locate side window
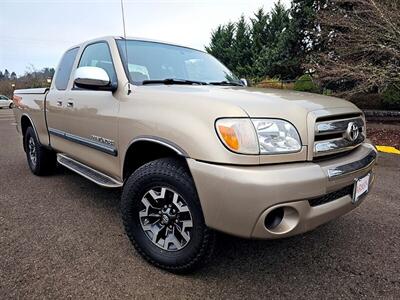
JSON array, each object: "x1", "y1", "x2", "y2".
[
  {"x1": 78, "y1": 42, "x2": 117, "y2": 84},
  {"x1": 55, "y1": 47, "x2": 79, "y2": 90}
]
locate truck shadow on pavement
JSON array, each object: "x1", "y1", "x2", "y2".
[
  {"x1": 53, "y1": 165, "x2": 359, "y2": 279},
  {"x1": 40, "y1": 162, "x2": 399, "y2": 298}
]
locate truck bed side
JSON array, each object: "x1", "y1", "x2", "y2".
[{"x1": 13, "y1": 88, "x2": 50, "y2": 147}]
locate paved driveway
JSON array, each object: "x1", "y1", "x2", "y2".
[{"x1": 0, "y1": 109, "x2": 399, "y2": 299}]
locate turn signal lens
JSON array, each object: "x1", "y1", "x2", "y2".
[
  {"x1": 218, "y1": 125, "x2": 239, "y2": 150},
  {"x1": 215, "y1": 119, "x2": 259, "y2": 154}
]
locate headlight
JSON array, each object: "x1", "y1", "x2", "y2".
[
  {"x1": 216, "y1": 118, "x2": 301, "y2": 155},
  {"x1": 252, "y1": 119, "x2": 302, "y2": 154},
  {"x1": 215, "y1": 119, "x2": 259, "y2": 154}
]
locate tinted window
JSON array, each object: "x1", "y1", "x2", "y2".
[
  {"x1": 55, "y1": 47, "x2": 79, "y2": 90},
  {"x1": 78, "y1": 42, "x2": 117, "y2": 83}
]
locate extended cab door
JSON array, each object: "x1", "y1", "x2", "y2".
[
  {"x1": 60, "y1": 41, "x2": 120, "y2": 178},
  {"x1": 46, "y1": 47, "x2": 80, "y2": 152}
]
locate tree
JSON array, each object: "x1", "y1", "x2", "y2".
[
  {"x1": 205, "y1": 1, "x2": 324, "y2": 80},
  {"x1": 250, "y1": 8, "x2": 270, "y2": 58},
  {"x1": 289, "y1": 0, "x2": 327, "y2": 55},
  {"x1": 4, "y1": 69, "x2": 10, "y2": 80},
  {"x1": 312, "y1": 0, "x2": 400, "y2": 95},
  {"x1": 232, "y1": 15, "x2": 253, "y2": 76},
  {"x1": 0, "y1": 66, "x2": 55, "y2": 98},
  {"x1": 205, "y1": 22, "x2": 236, "y2": 71},
  {"x1": 254, "y1": 1, "x2": 300, "y2": 79},
  {"x1": 268, "y1": 0, "x2": 290, "y2": 44}
]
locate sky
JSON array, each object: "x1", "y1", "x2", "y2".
[{"x1": 0, "y1": 0, "x2": 291, "y2": 76}]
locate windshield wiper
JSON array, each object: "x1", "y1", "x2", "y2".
[
  {"x1": 142, "y1": 78, "x2": 208, "y2": 85},
  {"x1": 208, "y1": 81, "x2": 244, "y2": 86}
]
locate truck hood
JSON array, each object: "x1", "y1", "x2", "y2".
[
  {"x1": 213, "y1": 86, "x2": 358, "y2": 116},
  {"x1": 138, "y1": 85, "x2": 360, "y2": 118}
]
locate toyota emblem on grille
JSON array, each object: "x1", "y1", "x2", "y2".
[{"x1": 345, "y1": 122, "x2": 360, "y2": 142}]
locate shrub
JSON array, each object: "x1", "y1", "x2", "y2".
[
  {"x1": 255, "y1": 77, "x2": 294, "y2": 90},
  {"x1": 294, "y1": 74, "x2": 318, "y2": 92},
  {"x1": 322, "y1": 88, "x2": 333, "y2": 96},
  {"x1": 382, "y1": 84, "x2": 400, "y2": 108}
]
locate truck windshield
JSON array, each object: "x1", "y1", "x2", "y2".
[{"x1": 116, "y1": 39, "x2": 242, "y2": 86}]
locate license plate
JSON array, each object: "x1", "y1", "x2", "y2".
[{"x1": 353, "y1": 173, "x2": 371, "y2": 203}]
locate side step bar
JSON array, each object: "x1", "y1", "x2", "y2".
[{"x1": 57, "y1": 154, "x2": 123, "y2": 188}]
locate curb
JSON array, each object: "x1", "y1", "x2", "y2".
[
  {"x1": 363, "y1": 110, "x2": 400, "y2": 122},
  {"x1": 376, "y1": 146, "x2": 400, "y2": 155}
]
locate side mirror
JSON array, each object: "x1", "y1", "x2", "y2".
[
  {"x1": 240, "y1": 78, "x2": 248, "y2": 87},
  {"x1": 74, "y1": 67, "x2": 114, "y2": 90}
]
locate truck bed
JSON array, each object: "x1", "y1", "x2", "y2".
[{"x1": 13, "y1": 88, "x2": 50, "y2": 146}]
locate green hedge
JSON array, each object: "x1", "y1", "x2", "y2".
[
  {"x1": 383, "y1": 84, "x2": 400, "y2": 108},
  {"x1": 294, "y1": 74, "x2": 318, "y2": 92}
]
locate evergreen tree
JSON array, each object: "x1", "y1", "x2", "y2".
[
  {"x1": 205, "y1": 1, "x2": 323, "y2": 80},
  {"x1": 289, "y1": 0, "x2": 327, "y2": 55},
  {"x1": 205, "y1": 23, "x2": 236, "y2": 71},
  {"x1": 10, "y1": 72, "x2": 17, "y2": 80},
  {"x1": 254, "y1": 1, "x2": 297, "y2": 78},
  {"x1": 250, "y1": 8, "x2": 270, "y2": 59},
  {"x1": 4, "y1": 69, "x2": 10, "y2": 80},
  {"x1": 232, "y1": 15, "x2": 253, "y2": 77},
  {"x1": 268, "y1": 0, "x2": 290, "y2": 44}
]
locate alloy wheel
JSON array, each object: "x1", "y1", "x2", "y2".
[
  {"x1": 139, "y1": 187, "x2": 193, "y2": 251},
  {"x1": 28, "y1": 137, "x2": 37, "y2": 167}
]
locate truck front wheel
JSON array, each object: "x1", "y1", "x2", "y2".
[
  {"x1": 24, "y1": 127, "x2": 56, "y2": 175},
  {"x1": 121, "y1": 157, "x2": 215, "y2": 273}
]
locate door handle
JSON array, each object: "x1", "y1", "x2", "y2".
[
  {"x1": 67, "y1": 101, "x2": 74, "y2": 108},
  {"x1": 56, "y1": 100, "x2": 63, "y2": 106}
]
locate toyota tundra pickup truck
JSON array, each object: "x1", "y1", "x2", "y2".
[{"x1": 13, "y1": 36, "x2": 377, "y2": 272}]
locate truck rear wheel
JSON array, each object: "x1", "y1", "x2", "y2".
[
  {"x1": 121, "y1": 157, "x2": 215, "y2": 273},
  {"x1": 24, "y1": 126, "x2": 56, "y2": 175}
]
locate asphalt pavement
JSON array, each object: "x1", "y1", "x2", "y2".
[{"x1": 0, "y1": 108, "x2": 399, "y2": 299}]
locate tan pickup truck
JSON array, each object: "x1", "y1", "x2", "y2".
[{"x1": 13, "y1": 36, "x2": 377, "y2": 272}]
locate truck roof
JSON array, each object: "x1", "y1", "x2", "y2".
[{"x1": 66, "y1": 36, "x2": 204, "y2": 53}]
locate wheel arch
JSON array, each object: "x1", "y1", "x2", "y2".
[
  {"x1": 21, "y1": 114, "x2": 38, "y2": 138},
  {"x1": 122, "y1": 136, "x2": 189, "y2": 181},
  {"x1": 21, "y1": 114, "x2": 40, "y2": 151}
]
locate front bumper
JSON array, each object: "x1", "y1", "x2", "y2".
[{"x1": 187, "y1": 143, "x2": 377, "y2": 239}]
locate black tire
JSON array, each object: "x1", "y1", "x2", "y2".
[
  {"x1": 9, "y1": 103, "x2": 14, "y2": 109},
  {"x1": 24, "y1": 126, "x2": 56, "y2": 175},
  {"x1": 121, "y1": 157, "x2": 215, "y2": 273}
]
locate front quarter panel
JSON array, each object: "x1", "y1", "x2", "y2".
[{"x1": 118, "y1": 86, "x2": 260, "y2": 176}]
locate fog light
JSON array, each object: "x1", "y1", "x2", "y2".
[{"x1": 264, "y1": 207, "x2": 284, "y2": 230}]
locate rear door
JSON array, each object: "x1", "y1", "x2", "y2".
[
  {"x1": 46, "y1": 47, "x2": 80, "y2": 152},
  {"x1": 61, "y1": 41, "x2": 120, "y2": 178}
]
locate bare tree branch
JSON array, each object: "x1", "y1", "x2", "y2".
[{"x1": 311, "y1": 0, "x2": 400, "y2": 95}]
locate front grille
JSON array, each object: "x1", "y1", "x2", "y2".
[
  {"x1": 308, "y1": 185, "x2": 353, "y2": 207},
  {"x1": 313, "y1": 114, "x2": 365, "y2": 158}
]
